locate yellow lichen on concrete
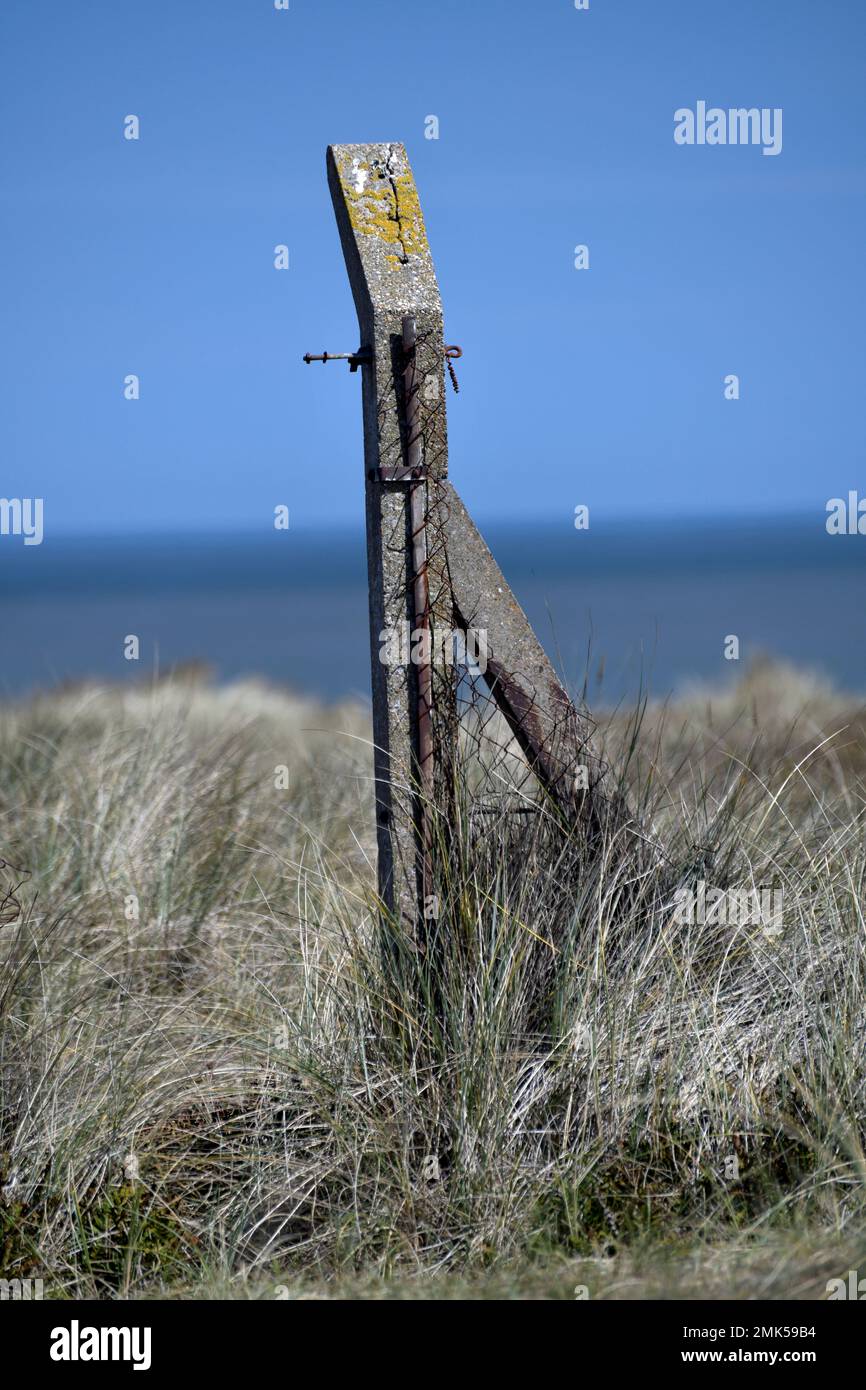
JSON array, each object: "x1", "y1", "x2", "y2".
[{"x1": 337, "y1": 153, "x2": 429, "y2": 267}]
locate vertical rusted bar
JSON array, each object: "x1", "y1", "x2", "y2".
[{"x1": 403, "y1": 314, "x2": 434, "y2": 915}]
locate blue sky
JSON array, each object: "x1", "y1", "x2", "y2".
[{"x1": 2, "y1": 0, "x2": 865, "y2": 534}]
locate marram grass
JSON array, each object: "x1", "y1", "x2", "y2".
[{"x1": 0, "y1": 661, "x2": 864, "y2": 1299}]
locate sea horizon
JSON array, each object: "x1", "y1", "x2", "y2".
[{"x1": 4, "y1": 511, "x2": 863, "y2": 704}]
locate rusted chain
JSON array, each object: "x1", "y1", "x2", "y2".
[{"x1": 444, "y1": 345, "x2": 462, "y2": 393}]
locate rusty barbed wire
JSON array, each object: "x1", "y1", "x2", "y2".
[{"x1": 311, "y1": 328, "x2": 602, "y2": 852}]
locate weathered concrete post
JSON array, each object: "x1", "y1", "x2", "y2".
[
  {"x1": 324, "y1": 141, "x2": 656, "y2": 940},
  {"x1": 327, "y1": 143, "x2": 452, "y2": 932}
]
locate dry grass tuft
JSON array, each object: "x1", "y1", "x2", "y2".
[{"x1": 0, "y1": 662, "x2": 864, "y2": 1299}]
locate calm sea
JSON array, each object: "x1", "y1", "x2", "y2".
[{"x1": 2, "y1": 516, "x2": 864, "y2": 703}]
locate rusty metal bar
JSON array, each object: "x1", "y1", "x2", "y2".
[
  {"x1": 303, "y1": 348, "x2": 372, "y2": 371},
  {"x1": 403, "y1": 314, "x2": 434, "y2": 913}
]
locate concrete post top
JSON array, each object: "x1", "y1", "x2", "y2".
[{"x1": 327, "y1": 143, "x2": 442, "y2": 317}]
